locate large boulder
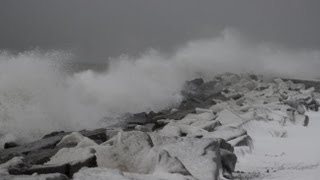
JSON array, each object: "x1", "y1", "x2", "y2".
[
  {"x1": 215, "y1": 109, "x2": 246, "y2": 127},
  {"x1": 95, "y1": 131, "x2": 155, "y2": 174},
  {"x1": 157, "y1": 137, "x2": 222, "y2": 180},
  {"x1": 95, "y1": 131, "x2": 228, "y2": 180},
  {"x1": 0, "y1": 133, "x2": 68, "y2": 165}
]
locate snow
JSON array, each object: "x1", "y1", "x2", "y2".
[
  {"x1": 45, "y1": 147, "x2": 96, "y2": 165},
  {"x1": 235, "y1": 111, "x2": 320, "y2": 180},
  {"x1": 45, "y1": 132, "x2": 98, "y2": 165},
  {"x1": 57, "y1": 132, "x2": 85, "y2": 147},
  {"x1": 73, "y1": 168, "x2": 131, "y2": 180},
  {"x1": 215, "y1": 109, "x2": 245, "y2": 126}
]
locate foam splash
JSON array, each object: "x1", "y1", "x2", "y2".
[{"x1": 0, "y1": 30, "x2": 320, "y2": 142}]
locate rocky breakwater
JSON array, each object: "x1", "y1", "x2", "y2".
[{"x1": 0, "y1": 73, "x2": 318, "y2": 180}]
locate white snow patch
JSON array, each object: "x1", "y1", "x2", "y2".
[{"x1": 235, "y1": 111, "x2": 320, "y2": 180}]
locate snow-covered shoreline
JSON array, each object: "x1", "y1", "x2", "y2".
[
  {"x1": 234, "y1": 111, "x2": 320, "y2": 180},
  {"x1": 0, "y1": 73, "x2": 319, "y2": 180}
]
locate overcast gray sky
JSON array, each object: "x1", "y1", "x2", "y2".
[{"x1": 1, "y1": 0, "x2": 320, "y2": 62}]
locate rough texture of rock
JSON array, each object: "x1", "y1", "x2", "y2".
[
  {"x1": 96, "y1": 131, "x2": 225, "y2": 180},
  {"x1": 9, "y1": 155, "x2": 97, "y2": 178},
  {"x1": 220, "y1": 149, "x2": 237, "y2": 179},
  {"x1": 228, "y1": 135, "x2": 253, "y2": 148},
  {"x1": 125, "y1": 112, "x2": 152, "y2": 125},
  {"x1": 79, "y1": 128, "x2": 108, "y2": 144},
  {"x1": 1, "y1": 173, "x2": 69, "y2": 180},
  {"x1": 95, "y1": 131, "x2": 155, "y2": 174},
  {"x1": 4, "y1": 142, "x2": 19, "y2": 149},
  {"x1": 215, "y1": 109, "x2": 245, "y2": 127},
  {"x1": 0, "y1": 133, "x2": 68, "y2": 164}
]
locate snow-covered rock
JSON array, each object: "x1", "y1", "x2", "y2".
[
  {"x1": 205, "y1": 126, "x2": 248, "y2": 141},
  {"x1": 177, "y1": 112, "x2": 216, "y2": 125},
  {"x1": 57, "y1": 132, "x2": 97, "y2": 148},
  {"x1": 95, "y1": 131, "x2": 155, "y2": 173},
  {"x1": 45, "y1": 147, "x2": 96, "y2": 165},
  {"x1": 0, "y1": 156, "x2": 24, "y2": 175},
  {"x1": 215, "y1": 109, "x2": 246, "y2": 127},
  {"x1": 159, "y1": 124, "x2": 207, "y2": 138},
  {"x1": 95, "y1": 131, "x2": 227, "y2": 180}
]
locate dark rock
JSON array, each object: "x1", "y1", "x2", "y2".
[
  {"x1": 231, "y1": 94, "x2": 243, "y2": 100},
  {"x1": 4, "y1": 142, "x2": 19, "y2": 149},
  {"x1": 199, "y1": 80, "x2": 217, "y2": 91},
  {"x1": 165, "y1": 109, "x2": 196, "y2": 120},
  {"x1": 148, "y1": 111, "x2": 170, "y2": 121},
  {"x1": 221, "y1": 149, "x2": 237, "y2": 179},
  {"x1": 9, "y1": 163, "x2": 69, "y2": 176},
  {"x1": 150, "y1": 108, "x2": 196, "y2": 121},
  {"x1": 42, "y1": 131, "x2": 66, "y2": 139},
  {"x1": 178, "y1": 97, "x2": 204, "y2": 110},
  {"x1": 1, "y1": 173, "x2": 69, "y2": 180},
  {"x1": 147, "y1": 111, "x2": 158, "y2": 120},
  {"x1": 182, "y1": 79, "x2": 223, "y2": 102},
  {"x1": 69, "y1": 155, "x2": 97, "y2": 177},
  {"x1": 9, "y1": 155, "x2": 97, "y2": 178},
  {"x1": 188, "y1": 78, "x2": 205, "y2": 86},
  {"x1": 249, "y1": 74, "x2": 259, "y2": 81},
  {"x1": 105, "y1": 129, "x2": 122, "y2": 140},
  {"x1": 284, "y1": 78, "x2": 320, "y2": 92},
  {"x1": 125, "y1": 112, "x2": 152, "y2": 125},
  {"x1": 217, "y1": 139, "x2": 234, "y2": 153},
  {"x1": 304, "y1": 115, "x2": 309, "y2": 127},
  {"x1": 182, "y1": 78, "x2": 205, "y2": 96},
  {"x1": 229, "y1": 135, "x2": 253, "y2": 148},
  {"x1": 0, "y1": 133, "x2": 68, "y2": 164},
  {"x1": 135, "y1": 123, "x2": 156, "y2": 132},
  {"x1": 23, "y1": 148, "x2": 63, "y2": 165},
  {"x1": 157, "y1": 150, "x2": 192, "y2": 176},
  {"x1": 80, "y1": 128, "x2": 107, "y2": 144}
]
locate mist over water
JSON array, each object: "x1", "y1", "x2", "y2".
[{"x1": 0, "y1": 31, "x2": 320, "y2": 142}]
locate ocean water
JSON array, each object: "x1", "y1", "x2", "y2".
[{"x1": 0, "y1": 30, "x2": 320, "y2": 143}]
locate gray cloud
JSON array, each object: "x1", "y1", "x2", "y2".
[{"x1": 1, "y1": 0, "x2": 320, "y2": 62}]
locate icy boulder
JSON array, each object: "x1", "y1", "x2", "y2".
[
  {"x1": 95, "y1": 131, "x2": 225, "y2": 180},
  {"x1": 209, "y1": 102, "x2": 229, "y2": 113},
  {"x1": 215, "y1": 109, "x2": 246, "y2": 127},
  {"x1": 45, "y1": 147, "x2": 96, "y2": 165},
  {"x1": 57, "y1": 132, "x2": 97, "y2": 148},
  {"x1": 0, "y1": 156, "x2": 24, "y2": 174},
  {"x1": 95, "y1": 131, "x2": 155, "y2": 174},
  {"x1": 157, "y1": 137, "x2": 222, "y2": 180},
  {"x1": 171, "y1": 112, "x2": 220, "y2": 132}
]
